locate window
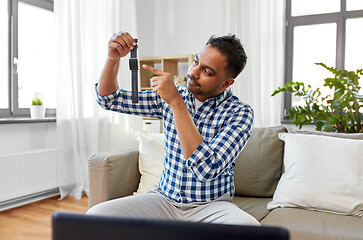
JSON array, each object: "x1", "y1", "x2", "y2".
[
  {"x1": 0, "y1": 1, "x2": 10, "y2": 113},
  {"x1": 0, "y1": 0, "x2": 55, "y2": 118},
  {"x1": 285, "y1": 0, "x2": 363, "y2": 114}
]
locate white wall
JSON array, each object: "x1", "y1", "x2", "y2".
[
  {"x1": 136, "y1": 0, "x2": 228, "y2": 58},
  {"x1": 135, "y1": 0, "x2": 155, "y2": 57}
]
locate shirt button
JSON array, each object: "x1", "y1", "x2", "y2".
[
  {"x1": 183, "y1": 168, "x2": 187, "y2": 172},
  {"x1": 180, "y1": 191, "x2": 184, "y2": 195}
]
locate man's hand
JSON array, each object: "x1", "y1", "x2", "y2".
[
  {"x1": 142, "y1": 64, "x2": 183, "y2": 107},
  {"x1": 98, "y1": 31, "x2": 136, "y2": 96},
  {"x1": 108, "y1": 32, "x2": 137, "y2": 61}
]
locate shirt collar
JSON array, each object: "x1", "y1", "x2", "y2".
[{"x1": 188, "y1": 87, "x2": 232, "y2": 107}]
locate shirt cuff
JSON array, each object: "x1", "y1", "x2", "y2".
[
  {"x1": 186, "y1": 141, "x2": 217, "y2": 182},
  {"x1": 95, "y1": 83, "x2": 120, "y2": 103}
]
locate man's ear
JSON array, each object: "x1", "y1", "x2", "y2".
[{"x1": 221, "y1": 78, "x2": 235, "y2": 91}]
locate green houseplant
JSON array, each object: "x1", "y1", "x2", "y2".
[
  {"x1": 32, "y1": 97, "x2": 43, "y2": 106},
  {"x1": 272, "y1": 63, "x2": 363, "y2": 133},
  {"x1": 30, "y1": 96, "x2": 45, "y2": 119}
]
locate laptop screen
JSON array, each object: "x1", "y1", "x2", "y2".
[{"x1": 52, "y1": 211, "x2": 289, "y2": 240}]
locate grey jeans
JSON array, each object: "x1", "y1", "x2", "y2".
[{"x1": 87, "y1": 187, "x2": 260, "y2": 226}]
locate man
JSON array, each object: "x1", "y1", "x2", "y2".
[{"x1": 87, "y1": 31, "x2": 258, "y2": 225}]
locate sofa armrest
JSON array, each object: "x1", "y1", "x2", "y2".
[{"x1": 88, "y1": 149, "x2": 140, "y2": 208}]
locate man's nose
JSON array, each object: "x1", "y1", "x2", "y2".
[{"x1": 189, "y1": 65, "x2": 200, "y2": 80}]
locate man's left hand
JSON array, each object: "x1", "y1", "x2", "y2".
[{"x1": 142, "y1": 64, "x2": 183, "y2": 107}]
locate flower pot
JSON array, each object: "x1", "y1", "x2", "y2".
[{"x1": 30, "y1": 105, "x2": 45, "y2": 119}]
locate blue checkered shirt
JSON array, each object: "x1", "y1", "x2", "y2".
[{"x1": 96, "y1": 84, "x2": 254, "y2": 203}]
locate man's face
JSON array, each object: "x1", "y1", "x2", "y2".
[{"x1": 187, "y1": 45, "x2": 234, "y2": 102}]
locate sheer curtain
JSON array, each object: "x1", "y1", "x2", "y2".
[
  {"x1": 223, "y1": 0, "x2": 285, "y2": 127},
  {"x1": 54, "y1": 0, "x2": 140, "y2": 199}
]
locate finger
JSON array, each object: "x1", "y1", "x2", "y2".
[
  {"x1": 142, "y1": 64, "x2": 165, "y2": 76},
  {"x1": 117, "y1": 32, "x2": 134, "y2": 50},
  {"x1": 151, "y1": 76, "x2": 158, "y2": 82},
  {"x1": 109, "y1": 41, "x2": 123, "y2": 54},
  {"x1": 152, "y1": 86, "x2": 159, "y2": 94},
  {"x1": 111, "y1": 40, "x2": 129, "y2": 56},
  {"x1": 150, "y1": 77, "x2": 159, "y2": 87},
  {"x1": 114, "y1": 36, "x2": 129, "y2": 49},
  {"x1": 120, "y1": 32, "x2": 134, "y2": 50},
  {"x1": 125, "y1": 32, "x2": 137, "y2": 47}
]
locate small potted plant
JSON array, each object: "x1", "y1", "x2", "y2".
[{"x1": 30, "y1": 96, "x2": 45, "y2": 119}]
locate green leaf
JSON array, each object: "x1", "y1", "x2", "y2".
[
  {"x1": 316, "y1": 121, "x2": 324, "y2": 131},
  {"x1": 315, "y1": 63, "x2": 340, "y2": 76},
  {"x1": 32, "y1": 97, "x2": 43, "y2": 105},
  {"x1": 149, "y1": 72, "x2": 158, "y2": 78}
]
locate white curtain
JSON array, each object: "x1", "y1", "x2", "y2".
[
  {"x1": 54, "y1": 0, "x2": 140, "y2": 199},
  {"x1": 223, "y1": 0, "x2": 285, "y2": 127}
]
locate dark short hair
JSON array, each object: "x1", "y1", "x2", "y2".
[{"x1": 206, "y1": 34, "x2": 247, "y2": 79}]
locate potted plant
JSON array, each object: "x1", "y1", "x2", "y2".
[
  {"x1": 272, "y1": 63, "x2": 363, "y2": 133},
  {"x1": 30, "y1": 97, "x2": 45, "y2": 119}
]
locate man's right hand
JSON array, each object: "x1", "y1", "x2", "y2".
[
  {"x1": 108, "y1": 32, "x2": 137, "y2": 61},
  {"x1": 98, "y1": 31, "x2": 136, "y2": 96}
]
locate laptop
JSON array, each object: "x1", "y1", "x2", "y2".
[{"x1": 52, "y1": 211, "x2": 289, "y2": 240}]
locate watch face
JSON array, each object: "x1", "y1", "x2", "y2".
[{"x1": 129, "y1": 58, "x2": 139, "y2": 70}]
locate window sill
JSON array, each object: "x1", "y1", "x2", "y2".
[{"x1": 0, "y1": 117, "x2": 56, "y2": 124}]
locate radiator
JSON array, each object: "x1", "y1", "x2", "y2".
[{"x1": 0, "y1": 148, "x2": 58, "y2": 204}]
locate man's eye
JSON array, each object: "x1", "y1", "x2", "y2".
[
  {"x1": 204, "y1": 69, "x2": 212, "y2": 76},
  {"x1": 193, "y1": 59, "x2": 199, "y2": 65}
]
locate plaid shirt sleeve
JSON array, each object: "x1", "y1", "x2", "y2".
[
  {"x1": 186, "y1": 105, "x2": 254, "y2": 182},
  {"x1": 95, "y1": 83, "x2": 163, "y2": 119}
]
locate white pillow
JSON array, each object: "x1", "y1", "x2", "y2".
[
  {"x1": 267, "y1": 133, "x2": 363, "y2": 217},
  {"x1": 131, "y1": 130, "x2": 165, "y2": 194}
]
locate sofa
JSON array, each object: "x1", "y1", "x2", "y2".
[{"x1": 88, "y1": 126, "x2": 363, "y2": 240}]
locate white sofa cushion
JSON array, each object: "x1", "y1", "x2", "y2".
[
  {"x1": 132, "y1": 130, "x2": 164, "y2": 194},
  {"x1": 267, "y1": 133, "x2": 363, "y2": 217}
]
